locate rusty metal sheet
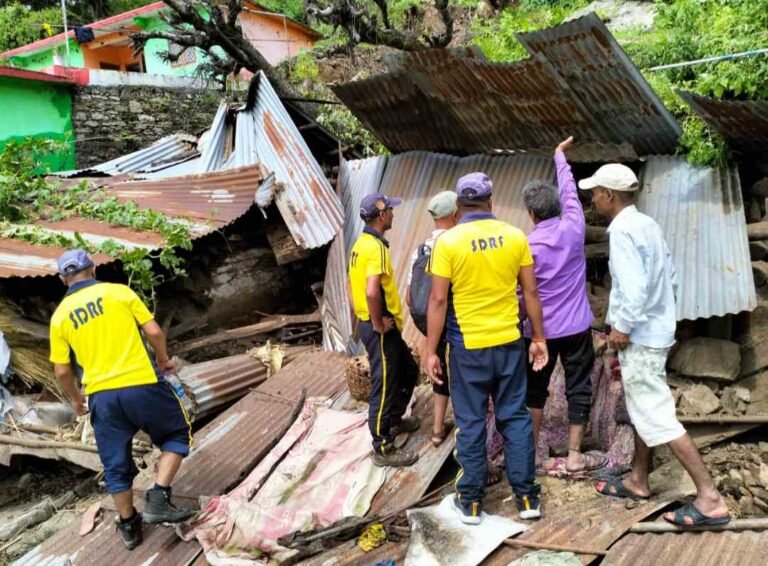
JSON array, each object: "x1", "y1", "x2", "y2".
[
  {"x1": 333, "y1": 50, "x2": 639, "y2": 162},
  {"x1": 638, "y1": 156, "x2": 756, "y2": 320},
  {"x1": 516, "y1": 12, "x2": 681, "y2": 156},
  {"x1": 604, "y1": 530, "x2": 768, "y2": 566},
  {"x1": 0, "y1": 164, "x2": 267, "y2": 279},
  {"x1": 679, "y1": 92, "x2": 768, "y2": 152},
  {"x1": 14, "y1": 350, "x2": 347, "y2": 566},
  {"x1": 223, "y1": 71, "x2": 344, "y2": 249},
  {"x1": 321, "y1": 232, "x2": 356, "y2": 353},
  {"x1": 368, "y1": 385, "x2": 455, "y2": 516}
]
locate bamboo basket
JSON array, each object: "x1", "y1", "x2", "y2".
[{"x1": 345, "y1": 355, "x2": 371, "y2": 402}]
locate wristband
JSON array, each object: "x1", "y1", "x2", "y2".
[{"x1": 531, "y1": 337, "x2": 546, "y2": 344}]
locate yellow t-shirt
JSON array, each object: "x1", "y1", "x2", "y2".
[
  {"x1": 49, "y1": 281, "x2": 159, "y2": 395},
  {"x1": 348, "y1": 228, "x2": 404, "y2": 331},
  {"x1": 428, "y1": 213, "x2": 533, "y2": 349}
]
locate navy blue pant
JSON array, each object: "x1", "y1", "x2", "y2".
[
  {"x1": 449, "y1": 339, "x2": 537, "y2": 502},
  {"x1": 359, "y1": 321, "x2": 419, "y2": 454},
  {"x1": 89, "y1": 380, "x2": 192, "y2": 493}
]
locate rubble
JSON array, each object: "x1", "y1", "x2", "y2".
[
  {"x1": 678, "y1": 383, "x2": 720, "y2": 415},
  {"x1": 668, "y1": 337, "x2": 741, "y2": 382},
  {"x1": 720, "y1": 386, "x2": 751, "y2": 414}
]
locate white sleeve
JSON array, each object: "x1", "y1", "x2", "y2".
[{"x1": 609, "y1": 230, "x2": 650, "y2": 334}]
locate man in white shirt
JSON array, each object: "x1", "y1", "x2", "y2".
[
  {"x1": 406, "y1": 191, "x2": 458, "y2": 446},
  {"x1": 581, "y1": 164, "x2": 730, "y2": 527}
]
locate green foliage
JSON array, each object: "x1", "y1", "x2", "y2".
[
  {"x1": 0, "y1": 3, "x2": 62, "y2": 53},
  {"x1": 256, "y1": 0, "x2": 307, "y2": 22},
  {"x1": 471, "y1": 0, "x2": 589, "y2": 62},
  {"x1": 0, "y1": 138, "x2": 192, "y2": 309}
]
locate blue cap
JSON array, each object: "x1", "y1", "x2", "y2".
[
  {"x1": 57, "y1": 249, "x2": 94, "y2": 276},
  {"x1": 359, "y1": 193, "x2": 403, "y2": 220},
  {"x1": 456, "y1": 172, "x2": 493, "y2": 200}
]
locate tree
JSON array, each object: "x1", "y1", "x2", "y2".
[{"x1": 306, "y1": 0, "x2": 454, "y2": 52}]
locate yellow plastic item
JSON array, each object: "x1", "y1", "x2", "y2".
[{"x1": 357, "y1": 523, "x2": 387, "y2": 552}]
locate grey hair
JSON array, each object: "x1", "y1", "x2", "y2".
[{"x1": 523, "y1": 180, "x2": 561, "y2": 221}]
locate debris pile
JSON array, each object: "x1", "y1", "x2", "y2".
[{"x1": 705, "y1": 442, "x2": 768, "y2": 517}]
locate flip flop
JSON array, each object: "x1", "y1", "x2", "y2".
[
  {"x1": 565, "y1": 451, "x2": 609, "y2": 475},
  {"x1": 664, "y1": 502, "x2": 731, "y2": 527},
  {"x1": 595, "y1": 477, "x2": 651, "y2": 501}
]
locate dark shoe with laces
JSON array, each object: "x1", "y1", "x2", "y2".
[
  {"x1": 372, "y1": 447, "x2": 418, "y2": 467},
  {"x1": 390, "y1": 416, "x2": 421, "y2": 437},
  {"x1": 143, "y1": 488, "x2": 194, "y2": 524},
  {"x1": 115, "y1": 512, "x2": 143, "y2": 550}
]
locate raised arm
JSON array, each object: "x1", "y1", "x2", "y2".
[{"x1": 555, "y1": 136, "x2": 585, "y2": 229}]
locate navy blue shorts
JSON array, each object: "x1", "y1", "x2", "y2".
[{"x1": 89, "y1": 380, "x2": 192, "y2": 493}]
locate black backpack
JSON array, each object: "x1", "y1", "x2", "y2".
[{"x1": 409, "y1": 245, "x2": 432, "y2": 335}]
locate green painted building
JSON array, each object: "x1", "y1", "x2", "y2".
[{"x1": 0, "y1": 68, "x2": 75, "y2": 171}]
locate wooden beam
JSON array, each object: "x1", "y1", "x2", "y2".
[
  {"x1": 629, "y1": 518, "x2": 768, "y2": 533},
  {"x1": 503, "y1": 538, "x2": 607, "y2": 556},
  {"x1": 174, "y1": 312, "x2": 321, "y2": 355}
]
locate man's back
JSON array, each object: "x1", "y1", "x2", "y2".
[
  {"x1": 429, "y1": 213, "x2": 532, "y2": 349},
  {"x1": 50, "y1": 281, "x2": 159, "y2": 395},
  {"x1": 607, "y1": 205, "x2": 677, "y2": 348}
]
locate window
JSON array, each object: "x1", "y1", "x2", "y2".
[
  {"x1": 168, "y1": 42, "x2": 197, "y2": 67},
  {"x1": 99, "y1": 62, "x2": 120, "y2": 71}
]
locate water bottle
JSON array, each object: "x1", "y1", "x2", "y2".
[{"x1": 164, "y1": 370, "x2": 195, "y2": 419}]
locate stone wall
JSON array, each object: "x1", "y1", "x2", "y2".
[{"x1": 71, "y1": 85, "x2": 223, "y2": 168}]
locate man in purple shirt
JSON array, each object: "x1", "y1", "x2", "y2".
[{"x1": 521, "y1": 137, "x2": 606, "y2": 475}]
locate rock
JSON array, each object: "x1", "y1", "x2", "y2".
[
  {"x1": 739, "y1": 493, "x2": 757, "y2": 515},
  {"x1": 760, "y1": 442, "x2": 768, "y2": 462},
  {"x1": 668, "y1": 337, "x2": 741, "y2": 382},
  {"x1": 678, "y1": 383, "x2": 720, "y2": 415},
  {"x1": 754, "y1": 261, "x2": 768, "y2": 287},
  {"x1": 749, "y1": 177, "x2": 768, "y2": 199},
  {"x1": 750, "y1": 241, "x2": 768, "y2": 261},
  {"x1": 721, "y1": 386, "x2": 751, "y2": 414},
  {"x1": 128, "y1": 100, "x2": 142, "y2": 113},
  {"x1": 751, "y1": 486, "x2": 768, "y2": 501},
  {"x1": 17, "y1": 473, "x2": 33, "y2": 490},
  {"x1": 747, "y1": 198, "x2": 764, "y2": 224},
  {"x1": 727, "y1": 469, "x2": 744, "y2": 491},
  {"x1": 476, "y1": 0, "x2": 495, "y2": 17},
  {"x1": 754, "y1": 497, "x2": 768, "y2": 513},
  {"x1": 760, "y1": 464, "x2": 768, "y2": 489},
  {"x1": 743, "y1": 469, "x2": 756, "y2": 487}
]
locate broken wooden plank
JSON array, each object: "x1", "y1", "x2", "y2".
[
  {"x1": 174, "y1": 312, "x2": 321, "y2": 355},
  {"x1": 503, "y1": 538, "x2": 608, "y2": 556},
  {"x1": 748, "y1": 221, "x2": 768, "y2": 241},
  {"x1": 679, "y1": 415, "x2": 768, "y2": 424}
]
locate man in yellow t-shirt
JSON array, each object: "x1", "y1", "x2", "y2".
[
  {"x1": 49, "y1": 250, "x2": 192, "y2": 551},
  {"x1": 425, "y1": 173, "x2": 550, "y2": 525},
  {"x1": 349, "y1": 193, "x2": 420, "y2": 468}
]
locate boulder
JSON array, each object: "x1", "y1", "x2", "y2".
[
  {"x1": 679, "y1": 383, "x2": 720, "y2": 416},
  {"x1": 668, "y1": 337, "x2": 741, "y2": 382},
  {"x1": 760, "y1": 464, "x2": 768, "y2": 489},
  {"x1": 750, "y1": 241, "x2": 768, "y2": 262}
]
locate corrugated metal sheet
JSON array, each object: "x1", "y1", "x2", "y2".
[
  {"x1": 604, "y1": 530, "x2": 768, "y2": 565},
  {"x1": 0, "y1": 165, "x2": 267, "y2": 278},
  {"x1": 638, "y1": 156, "x2": 756, "y2": 320},
  {"x1": 516, "y1": 12, "x2": 681, "y2": 156},
  {"x1": 199, "y1": 102, "x2": 231, "y2": 173},
  {"x1": 332, "y1": 13, "x2": 677, "y2": 161},
  {"x1": 679, "y1": 92, "x2": 768, "y2": 152},
  {"x1": 220, "y1": 71, "x2": 343, "y2": 249},
  {"x1": 342, "y1": 152, "x2": 552, "y2": 345},
  {"x1": 333, "y1": 50, "x2": 639, "y2": 162},
  {"x1": 14, "y1": 350, "x2": 347, "y2": 566},
  {"x1": 339, "y1": 156, "x2": 387, "y2": 258},
  {"x1": 52, "y1": 134, "x2": 199, "y2": 178}
]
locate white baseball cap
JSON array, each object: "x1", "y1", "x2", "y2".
[
  {"x1": 578, "y1": 164, "x2": 639, "y2": 192},
  {"x1": 428, "y1": 190, "x2": 458, "y2": 219}
]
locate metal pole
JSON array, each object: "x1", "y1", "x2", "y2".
[{"x1": 60, "y1": 0, "x2": 70, "y2": 65}]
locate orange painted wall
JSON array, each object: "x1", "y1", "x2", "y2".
[
  {"x1": 238, "y1": 11, "x2": 317, "y2": 66},
  {"x1": 82, "y1": 44, "x2": 141, "y2": 71}
]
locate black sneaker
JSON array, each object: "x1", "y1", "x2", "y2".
[
  {"x1": 372, "y1": 447, "x2": 418, "y2": 467},
  {"x1": 390, "y1": 416, "x2": 421, "y2": 437},
  {"x1": 516, "y1": 492, "x2": 542, "y2": 520},
  {"x1": 453, "y1": 495, "x2": 482, "y2": 525},
  {"x1": 143, "y1": 488, "x2": 195, "y2": 524},
  {"x1": 115, "y1": 512, "x2": 143, "y2": 550}
]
